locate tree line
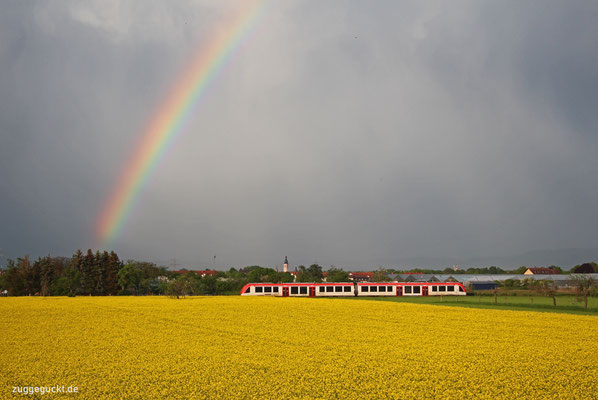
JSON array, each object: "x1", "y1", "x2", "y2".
[
  {"x1": 2, "y1": 251, "x2": 596, "y2": 297},
  {"x1": 387, "y1": 266, "x2": 562, "y2": 274},
  {"x1": 0, "y1": 253, "x2": 355, "y2": 297},
  {"x1": 390, "y1": 263, "x2": 598, "y2": 274},
  {"x1": 166, "y1": 264, "x2": 354, "y2": 298},
  {"x1": 1, "y1": 250, "x2": 123, "y2": 296}
]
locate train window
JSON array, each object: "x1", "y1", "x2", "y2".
[
  {"x1": 344, "y1": 286, "x2": 351, "y2": 292},
  {"x1": 370, "y1": 286, "x2": 378, "y2": 292},
  {"x1": 300, "y1": 287, "x2": 307, "y2": 294},
  {"x1": 291, "y1": 287, "x2": 298, "y2": 295},
  {"x1": 413, "y1": 286, "x2": 420, "y2": 294},
  {"x1": 439, "y1": 286, "x2": 446, "y2": 292},
  {"x1": 255, "y1": 286, "x2": 263, "y2": 293},
  {"x1": 265, "y1": 286, "x2": 272, "y2": 293},
  {"x1": 404, "y1": 286, "x2": 412, "y2": 294},
  {"x1": 378, "y1": 286, "x2": 385, "y2": 292},
  {"x1": 244, "y1": 287, "x2": 251, "y2": 294},
  {"x1": 319, "y1": 287, "x2": 325, "y2": 293},
  {"x1": 458, "y1": 286, "x2": 464, "y2": 292},
  {"x1": 432, "y1": 286, "x2": 437, "y2": 292},
  {"x1": 273, "y1": 287, "x2": 279, "y2": 293},
  {"x1": 326, "y1": 286, "x2": 334, "y2": 292},
  {"x1": 447, "y1": 285, "x2": 455, "y2": 292},
  {"x1": 362, "y1": 286, "x2": 369, "y2": 292},
  {"x1": 335, "y1": 286, "x2": 342, "y2": 292}
]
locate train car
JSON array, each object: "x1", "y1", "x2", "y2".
[
  {"x1": 357, "y1": 282, "x2": 466, "y2": 296},
  {"x1": 240, "y1": 282, "x2": 466, "y2": 297},
  {"x1": 425, "y1": 282, "x2": 466, "y2": 296},
  {"x1": 357, "y1": 282, "x2": 398, "y2": 297},
  {"x1": 240, "y1": 282, "x2": 354, "y2": 297}
]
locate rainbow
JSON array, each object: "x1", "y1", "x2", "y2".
[{"x1": 96, "y1": 0, "x2": 268, "y2": 246}]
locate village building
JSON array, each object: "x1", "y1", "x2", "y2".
[
  {"x1": 524, "y1": 267, "x2": 559, "y2": 275},
  {"x1": 349, "y1": 272, "x2": 373, "y2": 282}
]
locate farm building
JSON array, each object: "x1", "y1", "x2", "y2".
[
  {"x1": 466, "y1": 281, "x2": 499, "y2": 291},
  {"x1": 349, "y1": 272, "x2": 373, "y2": 282},
  {"x1": 524, "y1": 267, "x2": 559, "y2": 275}
]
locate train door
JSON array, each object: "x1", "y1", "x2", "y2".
[
  {"x1": 282, "y1": 287, "x2": 289, "y2": 297},
  {"x1": 396, "y1": 286, "x2": 403, "y2": 296},
  {"x1": 422, "y1": 286, "x2": 429, "y2": 296},
  {"x1": 309, "y1": 286, "x2": 316, "y2": 297}
]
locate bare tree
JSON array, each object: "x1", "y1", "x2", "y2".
[
  {"x1": 571, "y1": 276, "x2": 595, "y2": 310},
  {"x1": 534, "y1": 280, "x2": 557, "y2": 306},
  {"x1": 167, "y1": 275, "x2": 196, "y2": 299}
]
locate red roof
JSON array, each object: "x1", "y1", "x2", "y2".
[
  {"x1": 173, "y1": 269, "x2": 219, "y2": 276},
  {"x1": 172, "y1": 270, "x2": 189, "y2": 274},
  {"x1": 349, "y1": 272, "x2": 373, "y2": 277},
  {"x1": 526, "y1": 267, "x2": 559, "y2": 275}
]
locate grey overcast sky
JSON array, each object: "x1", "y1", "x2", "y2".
[{"x1": 1, "y1": 1, "x2": 597, "y2": 269}]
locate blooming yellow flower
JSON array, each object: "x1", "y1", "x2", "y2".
[{"x1": 0, "y1": 296, "x2": 596, "y2": 399}]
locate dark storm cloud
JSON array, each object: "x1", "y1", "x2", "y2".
[{"x1": 1, "y1": 1, "x2": 597, "y2": 269}]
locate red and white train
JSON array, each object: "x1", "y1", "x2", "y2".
[{"x1": 240, "y1": 282, "x2": 466, "y2": 297}]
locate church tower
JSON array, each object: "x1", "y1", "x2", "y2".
[{"x1": 283, "y1": 256, "x2": 289, "y2": 273}]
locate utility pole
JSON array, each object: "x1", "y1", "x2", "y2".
[{"x1": 213, "y1": 255, "x2": 216, "y2": 269}]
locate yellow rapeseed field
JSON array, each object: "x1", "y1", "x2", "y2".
[{"x1": 1, "y1": 296, "x2": 596, "y2": 399}]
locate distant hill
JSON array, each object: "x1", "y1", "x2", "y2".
[{"x1": 389, "y1": 248, "x2": 598, "y2": 270}]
